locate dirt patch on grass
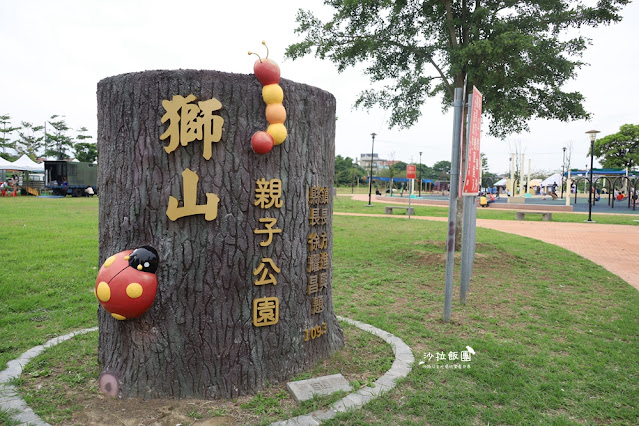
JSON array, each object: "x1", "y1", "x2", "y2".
[{"x1": 70, "y1": 388, "x2": 287, "y2": 425}]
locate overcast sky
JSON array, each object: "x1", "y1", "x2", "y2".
[{"x1": 1, "y1": 0, "x2": 637, "y2": 175}]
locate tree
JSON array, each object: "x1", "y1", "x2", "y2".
[
  {"x1": 96, "y1": 69, "x2": 344, "y2": 399},
  {"x1": 335, "y1": 154, "x2": 366, "y2": 186},
  {"x1": 0, "y1": 114, "x2": 20, "y2": 154},
  {"x1": 480, "y1": 153, "x2": 489, "y2": 176},
  {"x1": 16, "y1": 121, "x2": 44, "y2": 160},
  {"x1": 563, "y1": 142, "x2": 573, "y2": 177},
  {"x1": 287, "y1": 0, "x2": 628, "y2": 251},
  {"x1": 391, "y1": 161, "x2": 408, "y2": 174},
  {"x1": 385, "y1": 152, "x2": 398, "y2": 191},
  {"x1": 74, "y1": 127, "x2": 97, "y2": 162},
  {"x1": 593, "y1": 124, "x2": 639, "y2": 170},
  {"x1": 432, "y1": 160, "x2": 452, "y2": 180},
  {"x1": 74, "y1": 142, "x2": 98, "y2": 163},
  {"x1": 417, "y1": 162, "x2": 434, "y2": 180},
  {"x1": 480, "y1": 152, "x2": 498, "y2": 184},
  {"x1": 46, "y1": 115, "x2": 73, "y2": 160},
  {"x1": 286, "y1": 0, "x2": 627, "y2": 138}
]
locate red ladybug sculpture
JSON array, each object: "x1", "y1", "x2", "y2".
[{"x1": 94, "y1": 246, "x2": 159, "y2": 320}]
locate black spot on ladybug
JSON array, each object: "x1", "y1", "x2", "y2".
[{"x1": 128, "y1": 246, "x2": 159, "y2": 273}]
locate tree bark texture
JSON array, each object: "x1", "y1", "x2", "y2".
[{"x1": 96, "y1": 69, "x2": 344, "y2": 399}]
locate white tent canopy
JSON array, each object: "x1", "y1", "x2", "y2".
[
  {"x1": 541, "y1": 173, "x2": 562, "y2": 187},
  {"x1": 0, "y1": 155, "x2": 44, "y2": 172},
  {"x1": 0, "y1": 157, "x2": 14, "y2": 170}
]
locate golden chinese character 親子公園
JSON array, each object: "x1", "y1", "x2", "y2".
[
  {"x1": 253, "y1": 297, "x2": 279, "y2": 327},
  {"x1": 254, "y1": 178, "x2": 283, "y2": 209},
  {"x1": 254, "y1": 217, "x2": 282, "y2": 247},
  {"x1": 253, "y1": 258, "x2": 280, "y2": 286}
]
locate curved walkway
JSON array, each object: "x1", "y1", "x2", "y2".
[
  {"x1": 337, "y1": 194, "x2": 639, "y2": 291},
  {"x1": 0, "y1": 328, "x2": 98, "y2": 425}
]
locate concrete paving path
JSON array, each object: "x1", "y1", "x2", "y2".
[{"x1": 338, "y1": 194, "x2": 639, "y2": 291}]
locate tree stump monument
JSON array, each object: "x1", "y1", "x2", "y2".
[{"x1": 95, "y1": 69, "x2": 344, "y2": 399}]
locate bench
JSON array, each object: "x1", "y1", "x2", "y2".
[
  {"x1": 385, "y1": 206, "x2": 415, "y2": 215},
  {"x1": 515, "y1": 211, "x2": 553, "y2": 221}
]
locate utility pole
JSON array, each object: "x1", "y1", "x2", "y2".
[
  {"x1": 367, "y1": 132, "x2": 376, "y2": 206},
  {"x1": 561, "y1": 147, "x2": 566, "y2": 198},
  {"x1": 418, "y1": 151, "x2": 422, "y2": 197},
  {"x1": 444, "y1": 86, "x2": 464, "y2": 323}
]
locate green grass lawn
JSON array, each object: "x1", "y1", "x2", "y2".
[
  {"x1": 329, "y1": 215, "x2": 639, "y2": 424},
  {"x1": 0, "y1": 197, "x2": 98, "y2": 371},
  {"x1": 1, "y1": 196, "x2": 638, "y2": 424}
]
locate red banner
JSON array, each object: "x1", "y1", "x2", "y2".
[
  {"x1": 406, "y1": 165, "x2": 416, "y2": 179},
  {"x1": 462, "y1": 87, "x2": 483, "y2": 196}
]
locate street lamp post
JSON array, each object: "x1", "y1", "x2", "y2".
[
  {"x1": 367, "y1": 132, "x2": 377, "y2": 206},
  {"x1": 561, "y1": 147, "x2": 566, "y2": 199},
  {"x1": 418, "y1": 151, "x2": 422, "y2": 197},
  {"x1": 585, "y1": 130, "x2": 600, "y2": 222}
]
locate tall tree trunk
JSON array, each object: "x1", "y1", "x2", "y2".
[{"x1": 96, "y1": 70, "x2": 344, "y2": 399}]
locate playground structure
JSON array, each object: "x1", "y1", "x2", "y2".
[
  {"x1": 481, "y1": 170, "x2": 638, "y2": 212},
  {"x1": 571, "y1": 174, "x2": 638, "y2": 211}
]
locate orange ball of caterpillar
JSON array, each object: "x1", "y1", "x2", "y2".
[{"x1": 265, "y1": 103, "x2": 286, "y2": 123}]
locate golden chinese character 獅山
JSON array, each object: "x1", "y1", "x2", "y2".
[
  {"x1": 166, "y1": 168, "x2": 219, "y2": 221},
  {"x1": 160, "y1": 94, "x2": 224, "y2": 159}
]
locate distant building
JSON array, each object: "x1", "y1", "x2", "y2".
[{"x1": 358, "y1": 153, "x2": 388, "y2": 174}]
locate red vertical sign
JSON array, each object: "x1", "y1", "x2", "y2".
[
  {"x1": 406, "y1": 165, "x2": 416, "y2": 179},
  {"x1": 462, "y1": 86, "x2": 483, "y2": 196}
]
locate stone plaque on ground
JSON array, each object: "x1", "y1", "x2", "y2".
[{"x1": 287, "y1": 374, "x2": 353, "y2": 402}]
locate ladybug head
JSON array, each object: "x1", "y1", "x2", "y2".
[{"x1": 128, "y1": 245, "x2": 159, "y2": 273}]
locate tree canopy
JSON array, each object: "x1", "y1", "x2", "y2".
[
  {"x1": 0, "y1": 114, "x2": 94, "y2": 162},
  {"x1": 286, "y1": 0, "x2": 628, "y2": 138},
  {"x1": 432, "y1": 160, "x2": 452, "y2": 179},
  {"x1": 593, "y1": 124, "x2": 639, "y2": 170},
  {"x1": 46, "y1": 115, "x2": 74, "y2": 160},
  {"x1": 0, "y1": 114, "x2": 19, "y2": 154},
  {"x1": 16, "y1": 122, "x2": 44, "y2": 160},
  {"x1": 335, "y1": 154, "x2": 366, "y2": 185},
  {"x1": 74, "y1": 127, "x2": 97, "y2": 163}
]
